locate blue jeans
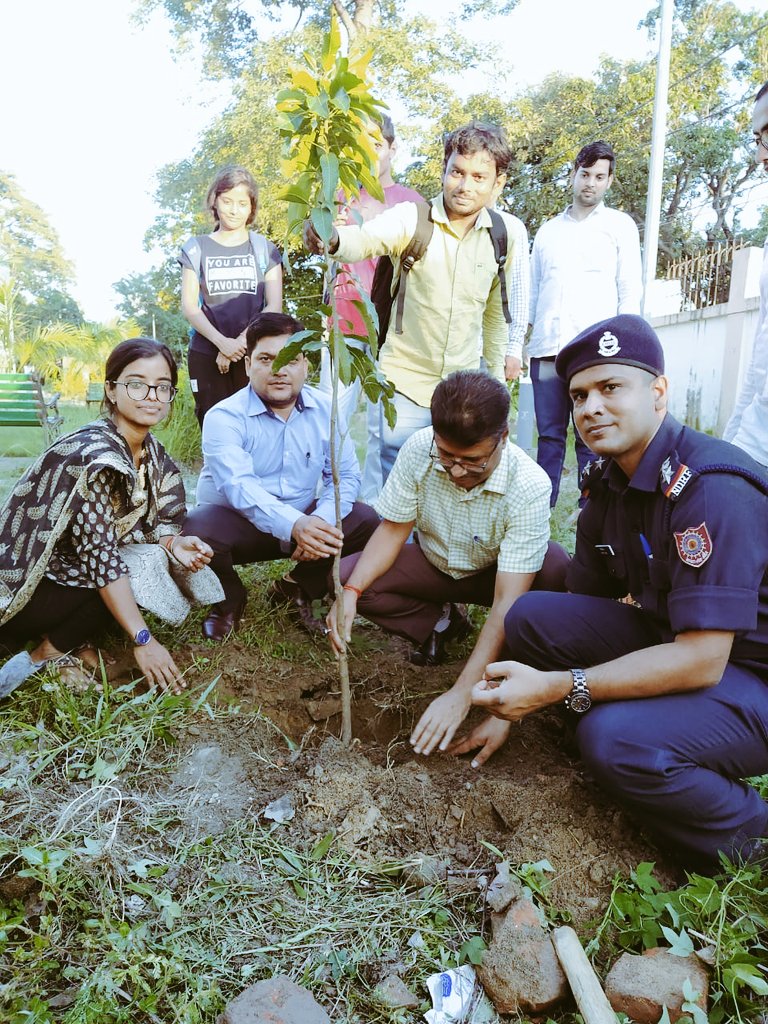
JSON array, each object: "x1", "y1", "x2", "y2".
[
  {"x1": 380, "y1": 391, "x2": 432, "y2": 484},
  {"x1": 504, "y1": 591, "x2": 768, "y2": 871},
  {"x1": 530, "y1": 356, "x2": 592, "y2": 506}
]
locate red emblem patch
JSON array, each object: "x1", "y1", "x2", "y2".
[{"x1": 674, "y1": 522, "x2": 713, "y2": 567}]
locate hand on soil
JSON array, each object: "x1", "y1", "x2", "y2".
[
  {"x1": 446, "y1": 715, "x2": 513, "y2": 768},
  {"x1": 134, "y1": 640, "x2": 187, "y2": 695},
  {"x1": 410, "y1": 686, "x2": 472, "y2": 756},
  {"x1": 471, "y1": 660, "x2": 552, "y2": 721}
]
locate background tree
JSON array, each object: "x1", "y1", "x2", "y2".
[
  {"x1": 130, "y1": 0, "x2": 766, "y2": 348},
  {"x1": 113, "y1": 263, "x2": 190, "y2": 356}
]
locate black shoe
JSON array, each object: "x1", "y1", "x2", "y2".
[
  {"x1": 410, "y1": 604, "x2": 471, "y2": 666},
  {"x1": 267, "y1": 577, "x2": 326, "y2": 636},
  {"x1": 202, "y1": 598, "x2": 246, "y2": 642}
]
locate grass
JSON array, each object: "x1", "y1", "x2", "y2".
[{"x1": 0, "y1": 677, "x2": 491, "y2": 1024}]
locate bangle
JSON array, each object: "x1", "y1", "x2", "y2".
[
  {"x1": 343, "y1": 584, "x2": 363, "y2": 598},
  {"x1": 160, "y1": 535, "x2": 181, "y2": 560}
]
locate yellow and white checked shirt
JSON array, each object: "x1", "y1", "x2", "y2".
[{"x1": 374, "y1": 428, "x2": 551, "y2": 578}]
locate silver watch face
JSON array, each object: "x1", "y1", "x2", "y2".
[{"x1": 568, "y1": 691, "x2": 592, "y2": 713}]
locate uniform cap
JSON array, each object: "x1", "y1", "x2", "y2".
[{"x1": 555, "y1": 314, "x2": 665, "y2": 383}]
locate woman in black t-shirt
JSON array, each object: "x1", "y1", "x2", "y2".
[{"x1": 180, "y1": 166, "x2": 283, "y2": 426}]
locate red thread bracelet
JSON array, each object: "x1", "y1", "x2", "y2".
[{"x1": 343, "y1": 584, "x2": 363, "y2": 598}]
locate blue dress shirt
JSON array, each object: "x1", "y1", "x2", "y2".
[{"x1": 195, "y1": 384, "x2": 361, "y2": 544}]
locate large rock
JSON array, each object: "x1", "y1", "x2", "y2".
[
  {"x1": 218, "y1": 976, "x2": 331, "y2": 1024},
  {"x1": 605, "y1": 948, "x2": 710, "y2": 1023},
  {"x1": 477, "y1": 893, "x2": 568, "y2": 1013}
]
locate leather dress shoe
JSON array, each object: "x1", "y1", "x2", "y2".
[
  {"x1": 410, "y1": 604, "x2": 471, "y2": 667},
  {"x1": 202, "y1": 599, "x2": 246, "y2": 642},
  {"x1": 267, "y1": 577, "x2": 326, "y2": 635}
]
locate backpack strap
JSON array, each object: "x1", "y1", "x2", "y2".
[
  {"x1": 393, "y1": 202, "x2": 434, "y2": 334},
  {"x1": 487, "y1": 209, "x2": 512, "y2": 324},
  {"x1": 248, "y1": 230, "x2": 271, "y2": 277}
]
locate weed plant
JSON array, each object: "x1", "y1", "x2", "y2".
[{"x1": 586, "y1": 860, "x2": 767, "y2": 1023}]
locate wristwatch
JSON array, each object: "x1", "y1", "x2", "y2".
[
  {"x1": 564, "y1": 668, "x2": 592, "y2": 713},
  {"x1": 134, "y1": 628, "x2": 152, "y2": 647}
]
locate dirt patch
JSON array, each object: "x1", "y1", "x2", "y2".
[{"x1": 171, "y1": 624, "x2": 678, "y2": 925}]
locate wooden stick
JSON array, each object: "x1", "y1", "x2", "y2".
[{"x1": 552, "y1": 926, "x2": 618, "y2": 1024}]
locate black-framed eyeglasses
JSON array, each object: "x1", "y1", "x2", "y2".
[
  {"x1": 751, "y1": 126, "x2": 768, "y2": 150},
  {"x1": 429, "y1": 435, "x2": 502, "y2": 475},
  {"x1": 109, "y1": 380, "x2": 177, "y2": 403}
]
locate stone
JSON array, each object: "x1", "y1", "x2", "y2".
[
  {"x1": 485, "y1": 861, "x2": 524, "y2": 914},
  {"x1": 605, "y1": 948, "x2": 710, "y2": 1023},
  {"x1": 218, "y1": 977, "x2": 331, "y2": 1024},
  {"x1": 402, "y1": 855, "x2": 450, "y2": 887},
  {"x1": 373, "y1": 974, "x2": 420, "y2": 1009},
  {"x1": 306, "y1": 697, "x2": 342, "y2": 721},
  {"x1": 477, "y1": 894, "x2": 568, "y2": 1013}
]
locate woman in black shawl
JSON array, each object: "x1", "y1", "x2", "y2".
[{"x1": 0, "y1": 338, "x2": 213, "y2": 697}]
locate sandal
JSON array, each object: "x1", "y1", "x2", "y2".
[{"x1": 49, "y1": 654, "x2": 102, "y2": 694}]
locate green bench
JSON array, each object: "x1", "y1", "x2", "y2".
[
  {"x1": 0, "y1": 372, "x2": 64, "y2": 448},
  {"x1": 86, "y1": 380, "x2": 104, "y2": 408}
]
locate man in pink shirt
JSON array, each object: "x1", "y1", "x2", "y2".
[{"x1": 321, "y1": 115, "x2": 422, "y2": 501}]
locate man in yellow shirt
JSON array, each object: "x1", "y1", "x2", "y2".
[{"x1": 304, "y1": 122, "x2": 529, "y2": 480}]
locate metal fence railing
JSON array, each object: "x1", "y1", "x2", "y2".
[{"x1": 665, "y1": 240, "x2": 745, "y2": 310}]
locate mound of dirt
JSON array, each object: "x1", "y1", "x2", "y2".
[{"x1": 171, "y1": 630, "x2": 679, "y2": 924}]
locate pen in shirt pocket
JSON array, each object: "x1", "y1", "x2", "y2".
[
  {"x1": 639, "y1": 533, "x2": 653, "y2": 560},
  {"x1": 306, "y1": 451, "x2": 311, "y2": 465}
]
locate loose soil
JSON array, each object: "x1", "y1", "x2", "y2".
[{"x1": 167, "y1": 620, "x2": 679, "y2": 925}]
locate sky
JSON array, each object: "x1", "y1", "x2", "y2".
[{"x1": 1, "y1": 0, "x2": 765, "y2": 322}]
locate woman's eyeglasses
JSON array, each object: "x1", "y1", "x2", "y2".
[{"x1": 109, "y1": 380, "x2": 177, "y2": 403}]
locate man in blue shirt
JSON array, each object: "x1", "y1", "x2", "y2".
[
  {"x1": 452, "y1": 315, "x2": 768, "y2": 871},
  {"x1": 184, "y1": 312, "x2": 379, "y2": 640}
]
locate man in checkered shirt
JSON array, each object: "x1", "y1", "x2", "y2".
[{"x1": 326, "y1": 370, "x2": 569, "y2": 756}]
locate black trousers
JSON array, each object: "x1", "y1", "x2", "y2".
[
  {"x1": 188, "y1": 347, "x2": 249, "y2": 428},
  {"x1": 0, "y1": 579, "x2": 113, "y2": 653},
  {"x1": 183, "y1": 501, "x2": 381, "y2": 612}
]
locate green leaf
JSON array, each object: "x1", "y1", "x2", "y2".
[
  {"x1": 307, "y1": 93, "x2": 330, "y2": 118},
  {"x1": 310, "y1": 207, "x2": 334, "y2": 247},
  {"x1": 331, "y1": 331, "x2": 352, "y2": 386},
  {"x1": 660, "y1": 925, "x2": 695, "y2": 957},
  {"x1": 329, "y1": 86, "x2": 350, "y2": 113},
  {"x1": 320, "y1": 152, "x2": 340, "y2": 207},
  {"x1": 458, "y1": 935, "x2": 486, "y2": 966},
  {"x1": 728, "y1": 962, "x2": 768, "y2": 995},
  {"x1": 322, "y1": 9, "x2": 341, "y2": 72},
  {"x1": 310, "y1": 832, "x2": 335, "y2": 862},
  {"x1": 271, "y1": 331, "x2": 316, "y2": 372}
]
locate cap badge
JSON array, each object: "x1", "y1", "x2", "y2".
[{"x1": 597, "y1": 331, "x2": 621, "y2": 357}]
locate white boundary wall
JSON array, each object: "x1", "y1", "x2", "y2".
[{"x1": 649, "y1": 246, "x2": 763, "y2": 433}]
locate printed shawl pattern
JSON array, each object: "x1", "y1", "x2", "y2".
[{"x1": 0, "y1": 419, "x2": 186, "y2": 625}]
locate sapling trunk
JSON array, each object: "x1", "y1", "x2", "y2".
[{"x1": 326, "y1": 266, "x2": 353, "y2": 745}]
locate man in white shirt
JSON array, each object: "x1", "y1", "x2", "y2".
[
  {"x1": 723, "y1": 81, "x2": 768, "y2": 467},
  {"x1": 528, "y1": 141, "x2": 642, "y2": 506}
]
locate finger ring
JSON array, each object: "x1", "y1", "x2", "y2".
[{"x1": 323, "y1": 627, "x2": 330, "y2": 636}]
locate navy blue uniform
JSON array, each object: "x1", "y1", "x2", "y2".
[{"x1": 505, "y1": 415, "x2": 768, "y2": 870}]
